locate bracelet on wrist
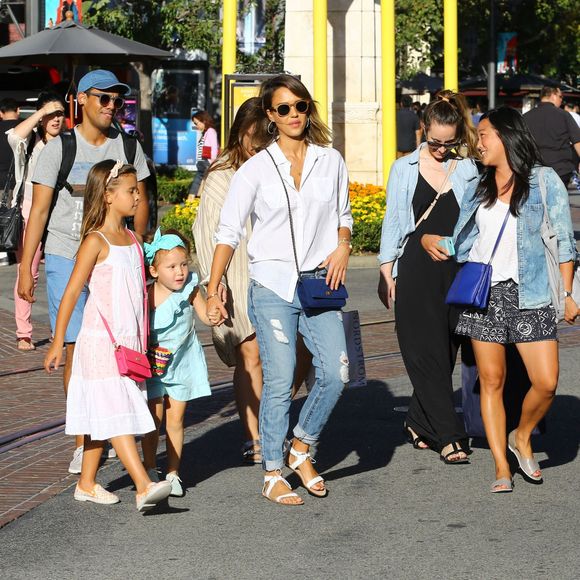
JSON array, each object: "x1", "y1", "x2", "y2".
[
  {"x1": 338, "y1": 238, "x2": 352, "y2": 250},
  {"x1": 207, "y1": 292, "x2": 220, "y2": 299}
]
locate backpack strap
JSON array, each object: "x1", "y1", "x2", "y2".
[
  {"x1": 121, "y1": 131, "x2": 137, "y2": 165},
  {"x1": 55, "y1": 131, "x2": 76, "y2": 194},
  {"x1": 41, "y1": 131, "x2": 76, "y2": 245}
]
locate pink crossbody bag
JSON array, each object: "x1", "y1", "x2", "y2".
[{"x1": 96, "y1": 229, "x2": 152, "y2": 382}]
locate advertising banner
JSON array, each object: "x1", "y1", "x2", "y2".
[
  {"x1": 497, "y1": 32, "x2": 517, "y2": 74},
  {"x1": 43, "y1": 1, "x2": 82, "y2": 28},
  {"x1": 151, "y1": 66, "x2": 208, "y2": 168},
  {"x1": 152, "y1": 117, "x2": 199, "y2": 169}
]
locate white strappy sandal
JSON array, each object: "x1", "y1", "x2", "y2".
[
  {"x1": 287, "y1": 446, "x2": 328, "y2": 498},
  {"x1": 262, "y1": 471, "x2": 303, "y2": 505}
]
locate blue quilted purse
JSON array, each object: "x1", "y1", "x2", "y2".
[
  {"x1": 265, "y1": 150, "x2": 348, "y2": 312},
  {"x1": 446, "y1": 207, "x2": 511, "y2": 309}
]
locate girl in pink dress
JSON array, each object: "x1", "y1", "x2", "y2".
[{"x1": 45, "y1": 159, "x2": 172, "y2": 512}]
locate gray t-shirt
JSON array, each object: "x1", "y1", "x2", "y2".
[{"x1": 32, "y1": 127, "x2": 150, "y2": 259}]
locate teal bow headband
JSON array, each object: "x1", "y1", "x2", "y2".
[{"x1": 144, "y1": 228, "x2": 186, "y2": 265}]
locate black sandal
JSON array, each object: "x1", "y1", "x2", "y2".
[
  {"x1": 241, "y1": 440, "x2": 262, "y2": 465},
  {"x1": 403, "y1": 423, "x2": 429, "y2": 450},
  {"x1": 440, "y1": 442, "x2": 470, "y2": 465}
]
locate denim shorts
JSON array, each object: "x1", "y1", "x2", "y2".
[
  {"x1": 455, "y1": 280, "x2": 557, "y2": 344},
  {"x1": 45, "y1": 254, "x2": 88, "y2": 343}
]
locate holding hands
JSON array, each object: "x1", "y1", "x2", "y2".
[{"x1": 206, "y1": 284, "x2": 228, "y2": 326}]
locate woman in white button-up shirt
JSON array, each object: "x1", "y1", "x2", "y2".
[{"x1": 207, "y1": 75, "x2": 353, "y2": 506}]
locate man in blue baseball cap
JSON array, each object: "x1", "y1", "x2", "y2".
[
  {"x1": 76, "y1": 69, "x2": 131, "y2": 96},
  {"x1": 18, "y1": 69, "x2": 151, "y2": 475}
]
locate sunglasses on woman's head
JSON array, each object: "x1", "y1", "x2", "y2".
[
  {"x1": 271, "y1": 100, "x2": 309, "y2": 117},
  {"x1": 84, "y1": 91, "x2": 125, "y2": 110},
  {"x1": 426, "y1": 139, "x2": 460, "y2": 151}
]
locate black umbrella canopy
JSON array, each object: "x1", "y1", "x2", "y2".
[{"x1": 0, "y1": 20, "x2": 172, "y2": 65}]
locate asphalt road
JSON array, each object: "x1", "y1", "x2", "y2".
[{"x1": 1, "y1": 305, "x2": 579, "y2": 579}]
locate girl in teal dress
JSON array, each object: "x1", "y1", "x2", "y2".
[{"x1": 141, "y1": 229, "x2": 214, "y2": 497}]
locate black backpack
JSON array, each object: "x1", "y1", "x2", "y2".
[{"x1": 55, "y1": 129, "x2": 138, "y2": 194}]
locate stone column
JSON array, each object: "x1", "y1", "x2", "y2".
[{"x1": 285, "y1": 0, "x2": 382, "y2": 184}]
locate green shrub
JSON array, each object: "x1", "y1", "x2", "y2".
[
  {"x1": 157, "y1": 177, "x2": 193, "y2": 203},
  {"x1": 351, "y1": 220, "x2": 382, "y2": 254},
  {"x1": 173, "y1": 167, "x2": 194, "y2": 180}
]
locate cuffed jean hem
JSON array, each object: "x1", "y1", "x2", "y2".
[
  {"x1": 263, "y1": 458, "x2": 286, "y2": 472},
  {"x1": 292, "y1": 425, "x2": 318, "y2": 446}
]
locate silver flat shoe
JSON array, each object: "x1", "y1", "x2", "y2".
[
  {"x1": 490, "y1": 478, "x2": 513, "y2": 493},
  {"x1": 508, "y1": 430, "x2": 542, "y2": 482}
]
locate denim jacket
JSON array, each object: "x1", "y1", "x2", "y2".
[
  {"x1": 453, "y1": 166, "x2": 576, "y2": 309},
  {"x1": 378, "y1": 144, "x2": 480, "y2": 276}
]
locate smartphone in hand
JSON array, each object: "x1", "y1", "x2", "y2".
[{"x1": 438, "y1": 236, "x2": 455, "y2": 256}]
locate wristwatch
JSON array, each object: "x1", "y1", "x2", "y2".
[
  {"x1": 338, "y1": 238, "x2": 353, "y2": 250},
  {"x1": 564, "y1": 291, "x2": 572, "y2": 298}
]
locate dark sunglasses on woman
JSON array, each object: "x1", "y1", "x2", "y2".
[
  {"x1": 85, "y1": 91, "x2": 125, "y2": 110},
  {"x1": 271, "y1": 100, "x2": 309, "y2": 117},
  {"x1": 425, "y1": 138, "x2": 461, "y2": 151}
]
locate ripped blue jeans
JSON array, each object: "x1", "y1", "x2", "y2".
[{"x1": 248, "y1": 275, "x2": 349, "y2": 471}]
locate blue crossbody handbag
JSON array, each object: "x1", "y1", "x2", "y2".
[
  {"x1": 445, "y1": 207, "x2": 511, "y2": 309},
  {"x1": 265, "y1": 149, "x2": 348, "y2": 312}
]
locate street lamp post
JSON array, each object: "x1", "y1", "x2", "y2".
[{"x1": 488, "y1": 0, "x2": 497, "y2": 109}]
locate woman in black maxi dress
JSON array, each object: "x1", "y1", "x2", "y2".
[
  {"x1": 378, "y1": 91, "x2": 480, "y2": 463},
  {"x1": 395, "y1": 173, "x2": 468, "y2": 455}
]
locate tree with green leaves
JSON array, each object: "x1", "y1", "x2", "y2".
[
  {"x1": 395, "y1": 0, "x2": 443, "y2": 80},
  {"x1": 395, "y1": 0, "x2": 579, "y2": 83},
  {"x1": 82, "y1": 1, "x2": 285, "y2": 151},
  {"x1": 460, "y1": 0, "x2": 579, "y2": 84},
  {"x1": 83, "y1": 0, "x2": 285, "y2": 71}
]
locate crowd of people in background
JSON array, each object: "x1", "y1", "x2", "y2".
[{"x1": 1, "y1": 67, "x2": 578, "y2": 511}]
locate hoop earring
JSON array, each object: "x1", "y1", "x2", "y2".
[
  {"x1": 267, "y1": 121, "x2": 276, "y2": 135},
  {"x1": 306, "y1": 117, "x2": 311, "y2": 129}
]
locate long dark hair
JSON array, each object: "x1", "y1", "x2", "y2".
[
  {"x1": 476, "y1": 107, "x2": 543, "y2": 216},
  {"x1": 207, "y1": 97, "x2": 266, "y2": 175},
  {"x1": 423, "y1": 90, "x2": 479, "y2": 158},
  {"x1": 257, "y1": 74, "x2": 331, "y2": 148}
]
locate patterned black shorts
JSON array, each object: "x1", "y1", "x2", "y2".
[{"x1": 455, "y1": 280, "x2": 557, "y2": 344}]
